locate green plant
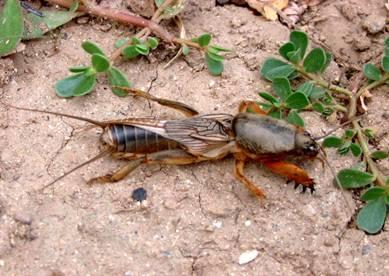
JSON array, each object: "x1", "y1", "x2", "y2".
[{"x1": 259, "y1": 31, "x2": 389, "y2": 234}]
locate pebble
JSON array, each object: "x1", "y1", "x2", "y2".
[
  {"x1": 238, "y1": 249, "x2": 259, "y2": 265},
  {"x1": 14, "y1": 212, "x2": 32, "y2": 225},
  {"x1": 132, "y1": 187, "x2": 147, "y2": 202},
  {"x1": 244, "y1": 220, "x2": 251, "y2": 227},
  {"x1": 362, "y1": 15, "x2": 386, "y2": 34}
]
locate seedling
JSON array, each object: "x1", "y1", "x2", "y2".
[{"x1": 259, "y1": 31, "x2": 389, "y2": 234}]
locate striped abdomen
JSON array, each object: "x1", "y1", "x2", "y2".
[{"x1": 108, "y1": 124, "x2": 178, "y2": 153}]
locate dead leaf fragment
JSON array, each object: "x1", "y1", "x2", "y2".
[{"x1": 246, "y1": 0, "x2": 289, "y2": 20}]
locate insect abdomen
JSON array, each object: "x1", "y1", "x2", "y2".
[{"x1": 110, "y1": 125, "x2": 178, "y2": 153}]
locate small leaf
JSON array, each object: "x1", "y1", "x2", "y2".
[
  {"x1": 287, "y1": 110, "x2": 304, "y2": 127},
  {"x1": 312, "y1": 102, "x2": 324, "y2": 113},
  {"x1": 361, "y1": 187, "x2": 386, "y2": 201},
  {"x1": 290, "y1": 31, "x2": 308, "y2": 60},
  {"x1": 350, "y1": 143, "x2": 362, "y2": 157},
  {"x1": 287, "y1": 49, "x2": 301, "y2": 64},
  {"x1": 337, "y1": 169, "x2": 375, "y2": 189},
  {"x1": 82, "y1": 41, "x2": 105, "y2": 56},
  {"x1": 114, "y1": 38, "x2": 129, "y2": 48},
  {"x1": 370, "y1": 150, "x2": 389, "y2": 160},
  {"x1": 285, "y1": 92, "x2": 310, "y2": 109},
  {"x1": 344, "y1": 129, "x2": 356, "y2": 139},
  {"x1": 91, "y1": 53, "x2": 110, "y2": 72},
  {"x1": 297, "y1": 81, "x2": 314, "y2": 97},
  {"x1": 382, "y1": 56, "x2": 389, "y2": 72},
  {"x1": 205, "y1": 52, "x2": 223, "y2": 75},
  {"x1": 131, "y1": 37, "x2": 142, "y2": 45},
  {"x1": 107, "y1": 66, "x2": 131, "y2": 97},
  {"x1": 69, "y1": 0, "x2": 79, "y2": 12},
  {"x1": 182, "y1": 44, "x2": 190, "y2": 55},
  {"x1": 303, "y1": 48, "x2": 326, "y2": 73},
  {"x1": 135, "y1": 44, "x2": 150, "y2": 55},
  {"x1": 272, "y1": 78, "x2": 292, "y2": 101},
  {"x1": 147, "y1": 37, "x2": 158, "y2": 49},
  {"x1": 337, "y1": 141, "x2": 351, "y2": 155},
  {"x1": 198, "y1": 33, "x2": 211, "y2": 47},
  {"x1": 279, "y1": 42, "x2": 295, "y2": 60},
  {"x1": 258, "y1": 92, "x2": 280, "y2": 106},
  {"x1": 322, "y1": 136, "x2": 343, "y2": 148},
  {"x1": 310, "y1": 86, "x2": 326, "y2": 100},
  {"x1": 357, "y1": 197, "x2": 387, "y2": 234},
  {"x1": 363, "y1": 63, "x2": 381, "y2": 81},
  {"x1": 122, "y1": 45, "x2": 139, "y2": 59},
  {"x1": 260, "y1": 58, "x2": 296, "y2": 81},
  {"x1": 268, "y1": 109, "x2": 282, "y2": 119},
  {"x1": 321, "y1": 52, "x2": 332, "y2": 72},
  {"x1": 0, "y1": 0, "x2": 23, "y2": 56},
  {"x1": 363, "y1": 128, "x2": 375, "y2": 139},
  {"x1": 55, "y1": 71, "x2": 96, "y2": 97},
  {"x1": 206, "y1": 51, "x2": 224, "y2": 62},
  {"x1": 210, "y1": 45, "x2": 231, "y2": 52},
  {"x1": 69, "y1": 66, "x2": 90, "y2": 73}
]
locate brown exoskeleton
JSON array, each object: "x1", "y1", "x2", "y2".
[{"x1": 5, "y1": 88, "x2": 321, "y2": 198}]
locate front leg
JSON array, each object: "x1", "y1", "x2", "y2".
[{"x1": 261, "y1": 160, "x2": 315, "y2": 193}]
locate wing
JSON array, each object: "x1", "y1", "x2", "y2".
[{"x1": 105, "y1": 114, "x2": 234, "y2": 156}]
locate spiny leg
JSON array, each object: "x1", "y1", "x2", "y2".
[
  {"x1": 238, "y1": 100, "x2": 267, "y2": 115},
  {"x1": 112, "y1": 86, "x2": 199, "y2": 117},
  {"x1": 234, "y1": 157, "x2": 266, "y2": 199},
  {"x1": 88, "y1": 149, "x2": 205, "y2": 184},
  {"x1": 262, "y1": 160, "x2": 315, "y2": 193}
]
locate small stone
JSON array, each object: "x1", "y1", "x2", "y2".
[
  {"x1": 132, "y1": 187, "x2": 147, "y2": 202},
  {"x1": 363, "y1": 15, "x2": 386, "y2": 34},
  {"x1": 361, "y1": 244, "x2": 372, "y2": 255},
  {"x1": 238, "y1": 249, "x2": 259, "y2": 265},
  {"x1": 244, "y1": 220, "x2": 251, "y2": 227},
  {"x1": 14, "y1": 212, "x2": 33, "y2": 225},
  {"x1": 208, "y1": 80, "x2": 216, "y2": 88},
  {"x1": 212, "y1": 220, "x2": 223, "y2": 229},
  {"x1": 98, "y1": 23, "x2": 112, "y2": 32},
  {"x1": 76, "y1": 16, "x2": 89, "y2": 24},
  {"x1": 0, "y1": 259, "x2": 4, "y2": 267}
]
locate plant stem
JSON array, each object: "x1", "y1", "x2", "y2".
[{"x1": 294, "y1": 65, "x2": 352, "y2": 97}]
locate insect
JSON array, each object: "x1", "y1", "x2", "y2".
[{"x1": 4, "y1": 88, "x2": 322, "y2": 198}]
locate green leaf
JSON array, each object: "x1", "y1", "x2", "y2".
[
  {"x1": 312, "y1": 102, "x2": 325, "y2": 113},
  {"x1": 198, "y1": 33, "x2": 211, "y2": 47},
  {"x1": 23, "y1": 9, "x2": 80, "y2": 40},
  {"x1": 290, "y1": 31, "x2": 308, "y2": 60},
  {"x1": 69, "y1": 66, "x2": 90, "y2": 73},
  {"x1": 206, "y1": 51, "x2": 224, "y2": 62},
  {"x1": 279, "y1": 42, "x2": 295, "y2": 60},
  {"x1": 287, "y1": 49, "x2": 301, "y2": 64},
  {"x1": 131, "y1": 37, "x2": 142, "y2": 45},
  {"x1": 55, "y1": 71, "x2": 96, "y2": 97},
  {"x1": 285, "y1": 92, "x2": 310, "y2": 109},
  {"x1": 205, "y1": 52, "x2": 223, "y2": 75},
  {"x1": 210, "y1": 45, "x2": 231, "y2": 52},
  {"x1": 69, "y1": 0, "x2": 79, "y2": 12},
  {"x1": 320, "y1": 52, "x2": 332, "y2": 72},
  {"x1": 114, "y1": 38, "x2": 129, "y2": 48},
  {"x1": 363, "y1": 63, "x2": 381, "y2": 81},
  {"x1": 107, "y1": 66, "x2": 131, "y2": 97},
  {"x1": 82, "y1": 41, "x2": 105, "y2": 56},
  {"x1": 322, "y1": 136, "x2": 343, "y2": 148},
  {"x1": 337, "y1": 169, "x2": 375, "y2": 189},
  {"x1": 363, "y1": 128, "x2": 375, "y2": 139},
  {"x1": 258, "y1": 92, "x2": 280, "y2": 106},
  {"x1": 260, "y1": 58, "x2": 296, "y2": 81},
  {"x1": 357, "y1": 197, "x2": 387, "y2": 234},
  {"x1": 350, "y1": 143, "x2": 362, "y2": 157},
  {"x1": 382, "y1": 56, "x2": 389, "y2": 72},
  {"x1": 344, "y1": 129, "x2": 356, "y2": 139},
  {"x1": 361, "y1": 187, "x2": 386, "y2": 201},
  {"x1": 0, "y1": 0, "x2": 23, "y2": 56},
  {"x1": 272, "y1": 78, "x2": 291, "y2": 101},
  {"x1": 287, "y1": 110, "x2": 304, "y2": 127},
  {"x1": 147, "y1": 37, "x2": 159, "y2": 49},
  {"x1": 370, "y1": 150, "x2": 389, "y2": 160},
  {"x1": 296, "y1": 81, "x2": 314, "y2": 97},
  {"x1": 122, "y1": 45, "x2": 139, "y2": 59},
  {"x1": 182, "y1": 44, "x2": 190, "y2": 55},
  {"x1": 303, "y1": 48, "x2": 326, "y2": 73},
  {"x1": 135, "y1": 44, "x2": 150, "y2": 55},
  {"x1": 268, "y1": 109, "x2": 282, "y2": 119},
  {"x1": 310, "y1": 86, "x2": 326, "y2": 100},
  {"x1": 337, "y1": 141, "x2": 351, "y2": 155},
  {"x1": 91, "y1": 53, "x2": 110, "y2": 72}
]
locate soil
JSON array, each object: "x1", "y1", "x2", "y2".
[{"x1": 0, "y1": 0, "x2": 388, "y2": 275}]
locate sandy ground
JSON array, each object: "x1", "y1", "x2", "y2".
[{"x1": 0, "y1": 0, "x2": 388, "y2": 275}]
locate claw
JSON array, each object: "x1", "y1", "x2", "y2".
[
  {"x1": 302, "y1": 186, "x2": 307, "y2": 193},
  {"x1": 309, "y1": 186, "x2": 315, "y2": 194},
  {"x1": 294, "y1": 182, "x2": 299, "y2": 189}
]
